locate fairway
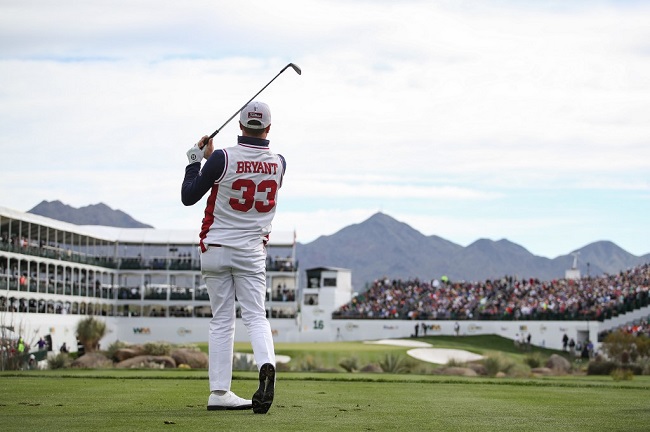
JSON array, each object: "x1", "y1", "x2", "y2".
[{"x1": 1, "y1": 371, "x2": 649, "y2": 431}]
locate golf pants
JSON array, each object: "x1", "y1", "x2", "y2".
[{"x1": 201, "y1": 244, "x2": 276, "y2": 392}]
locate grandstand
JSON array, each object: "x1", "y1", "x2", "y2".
[{"x1": 1, "y1": 205, "x2": 648, "y2": 356}]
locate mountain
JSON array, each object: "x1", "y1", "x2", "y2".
[
  {"x1": 297, "y1": 212, "x2": 650, "y2": 291},
  {"x1": 28, "y1": 200, "x2": 153, "y2": 229},
  {"x1": 27, "y1": 202, "x2": 649, "y2": 291}
]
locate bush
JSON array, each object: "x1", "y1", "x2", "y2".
[
  {"x1": 48, "y1": 353, "x2": 72, "y2": 370},
  {"x1": 446, "y1": 358, "x2": 467, "y2": 368},
  {"x1": 297, "y1": 355, "x2": 323, "y2": 372},
  {"x1": 339, "y1": 356, "x2": 360, "y2": 373},
  {"x1": 379, "y1": 353, "x2": 408, "y2": 374},
  {"x1": 76, "y1": 317, "x2": 107, "y2": 353},
  {"x1": 143, "y1": 341, "x2": 171, "y2": 356},
  {"x1": 232, "y1": 353, "x2": 256, "y2": 371},
  {"x1": 588, "y1": 361, "x2": 643, "y2": 376},
  {"x1": 611, "y1": 368, "x2": 634, "y2": 381},
  {"x1": 105, "y1": 340, "x2": 130, "y2": 361},
  {"x1": 523, "y1": 352, "x2": 544, "y2": 369},
  {"x1": 481, "y1": 353, "x2": 516, "y2": 377}
]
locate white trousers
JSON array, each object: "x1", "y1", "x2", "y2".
[{"x1": 201, "y1": 244, "x2": 276, "y2": 392}]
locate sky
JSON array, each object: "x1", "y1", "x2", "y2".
[{"x1": 1, "y1": 0, "x2": 649, "y2": 259}]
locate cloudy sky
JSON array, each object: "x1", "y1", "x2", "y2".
[{"x1": 1, "y1": 0, "x2": 649, "y2": 259}]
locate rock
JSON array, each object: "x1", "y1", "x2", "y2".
[
  {"x1": 495, "y1": 372, "x2": 507, "y2": 378},
  {"x1": 545, "y1": 354, "x2": 571, "y2": 374},
  {"x1": 531, "y1": 367, "x2": 554, "y2": 376},
  {"x1": 71, "y1": 352, "x2": 112, "y2": 369},
  {"x1": 467, "y1": 363, "x2": 487, "y2": 376},
  {"x1": 113, "y1": 347, "x2": 146, "y2": 362},
  {"x1": 359, "y1": 363, "x2": 383, "y2": 373},
  {"x1": 115, "y1": 355, "x2": 177, "y2": 369},
  {"x1": 171, "y1": 349, "x2": 208, "y2": 369},
  {"x1": 437, "y1": 367, "x2": 478, "y2": 377}
]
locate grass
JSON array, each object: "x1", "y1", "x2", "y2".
[
  {"x1": 2, "y1": 336, "x2": 649, "y2": 431},
  {"x1": 224, "y1": 334, "x2": 571, "y2": 373},
  {"x1": 1, "y1": 370, "x2": 649, "y2": 431}
]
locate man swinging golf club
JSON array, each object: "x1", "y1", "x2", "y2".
[{"x1": 181, "y1": 101, "x2": 282, "y2": 414}]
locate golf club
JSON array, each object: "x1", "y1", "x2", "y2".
[{"x1": 201, "y1": 63, "x2": 301, "y2": 148}]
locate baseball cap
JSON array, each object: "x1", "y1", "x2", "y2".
[{"x1": 239, "y1": 101, "x2": 271, "y2": 129}]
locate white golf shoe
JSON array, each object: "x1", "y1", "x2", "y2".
[{"x1": 207, "y1": 391, "x2": 253, "y2": 411}]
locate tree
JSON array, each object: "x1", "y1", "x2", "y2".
[{"x1": 76, "y1": 317, "x2": 106, "y2": 354}]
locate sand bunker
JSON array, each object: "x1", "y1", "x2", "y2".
[
  {"x1": 363, "y1": 339, "x2": 433, "y2": 348},
  {"x1": 407, "y1": 348, "x2": 484, "y2": 364},
  {"x1": 363, "y1": 339, "x2": 483, "y2": 364}
]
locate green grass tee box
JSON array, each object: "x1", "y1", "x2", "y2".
[{"x1": 1, "y1": 372, "x2": 649, "y2": 432}]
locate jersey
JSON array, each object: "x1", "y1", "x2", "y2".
[{"x1": 181, "y1": 136, "x2": 286, "y2": 251}]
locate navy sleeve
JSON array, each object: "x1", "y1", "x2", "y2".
[{"x1": 181, "y1": 150, "x2": 226, "y2": 206}]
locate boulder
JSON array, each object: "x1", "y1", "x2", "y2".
[
  {"x1": 438, "y1": 367, "x2": 478, "y2": 377},
  {"x1": 359, "y1": 363, "x2": 383, "y2": 373},
  {"x1": 113, "y1": 347, "x2": 146, "y2": 362},
  {"x1": 171, "y1": 349, "x2": 208, "y2": 369},
  {"x1": 545, "y1": 354, "x2": 571, "y2": 374},
  {"x1": 71, "y1": 352, "x2": 112, "y2": 369},
  {"x1": 115, "y1": 355, "x2": 177, "y2": 369},
  {"x1": 531, "y1": 367, "x2": 554, "y2": 376}
]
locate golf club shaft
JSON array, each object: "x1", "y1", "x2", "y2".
[{"x1": 204, "y1": 63, "x2": 301, "y2": 146}]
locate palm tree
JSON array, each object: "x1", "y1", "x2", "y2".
[{"x1": 75, "y1": 317, "x2": 106, "y2": 354}]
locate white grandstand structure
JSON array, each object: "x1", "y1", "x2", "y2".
[{"x1": 2, "y1": 205, "x2": 642, "y2": 355}]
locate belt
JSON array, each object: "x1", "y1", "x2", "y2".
[{"x1": 206, "y1": 244, "x2": 222, "y2": 247}]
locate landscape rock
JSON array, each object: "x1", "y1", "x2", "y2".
[
  {"x1": 359, "y1": 363, "x2": 383, "y2": 373},
  {"x1": 545, "y1": 354, "x2": 571, "y2": 374},
  {"x1": 71, "y1": 352, "x2": 113, "y2": 369},
  {"x1": 531, "y1": 367, "x2": 554, "y2": 376},
  {"x1": 115, "y1": 355, "x2": 177, "y2": 369},
  {"x1": 113, "y1": 347, "x2": 146, "y2": 362},
  {"x1": 438, "y1": 367, "x2": 478, "y2": 377},
  {"x1": 171, "y1": 349, "x2": 208, "y2": 369}
]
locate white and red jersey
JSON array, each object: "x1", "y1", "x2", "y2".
[{"x1": 182, "y1": 136, "x2": 286, "y2": 251}]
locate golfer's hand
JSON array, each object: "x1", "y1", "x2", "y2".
[
  {"x1": 186, "y1": 139, "x2": 206, "y2": 164},
  {"x1": 201, "y1": 136, "x2": 214, "y2": 159}
]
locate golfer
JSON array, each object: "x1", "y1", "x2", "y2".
[{"x1": 181, "y1": 101, "x2": 283, "y2": 414}]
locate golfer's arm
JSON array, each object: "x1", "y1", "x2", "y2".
[{"x1": 181, "y1": 150, "x2": 226, "y2": 206}]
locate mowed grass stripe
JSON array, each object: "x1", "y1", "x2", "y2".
[{"x1": 1, "y1": 375, "x2": 649, "y2": 432}]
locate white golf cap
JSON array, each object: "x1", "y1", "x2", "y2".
[{"x1": 239, "y1": 101, "x2": 271, "y2": 129}]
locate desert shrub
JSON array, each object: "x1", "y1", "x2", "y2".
[
  {"x1": 446, "y1": 358, "x2": 467, "y2": 368},
  {"x1": 379, "y1": 353, "x2": 408, "y2": 374},
  {"x1": 588, "y1": 361, "x2": 643, "y2": 376},
  {"x1": 480, "y1": 353, "x2": 519, "y2": 377},
  {"x1": 232, "y1": 354, "x2": 256, "y2": 371},
  {"x1": 297, "y1": 355, "x2": 323, "y2": 372},
  {"x1": 76, "y1": 317, "x2": 106, "y2": 353},
  {"x1": 48, "y1": 353, "x2": 72, "y2": 370},
  {"x1": 611, "y1": 368, "x2": 634, "y2": 381},
  {"x1": 105, "y1": 340, "x2": 130, "y2": 360},
  {"x1": 587, "y1": 360, "x2": 618, "y2": 375},
  {"x1": 636, "y1": 358, "x2": 650, "y2": 375},
  {"x1": 601, "y1": 331, "x2": 649, "y2": 363},
  {"x1": 339, "y1": 356, "x2": 360, "y2": 372},
  {"x1": 523, "y1": 352, "x2": 544, "y2": 369},
  {"x1": 143, "y1": 341, "x2": 171, "y2": 356},
  {"x1": 506, "y1": 363, "x2": 531, "y2": 378}
]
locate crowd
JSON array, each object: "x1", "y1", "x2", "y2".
[{"x1": 333, "y1": 263, "x2": 650, "y2": 323}]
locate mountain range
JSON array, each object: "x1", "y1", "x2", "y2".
[
  {"x1": 296, "y1": 212, "x2": 650, "y2": 290},
  {"x1": 28, "y1": 200, "x2": 153, "y2": 229},
  {"x1": 28, "y1": 201, "x2": 649, "y2": 291}
]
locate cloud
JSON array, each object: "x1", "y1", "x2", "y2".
[{"x1": 1, "y1": 0, "x2": 649, "y2": 260}]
